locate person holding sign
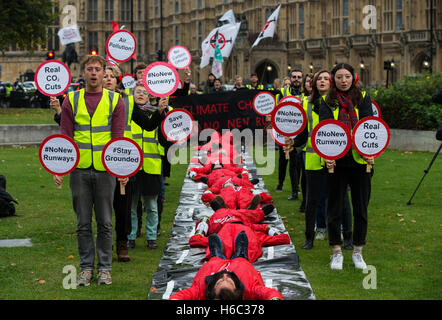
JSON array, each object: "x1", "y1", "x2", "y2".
[
  {"x1": 319, "y1": 63, "x2": 374, "y2": 270},
  {"x1": 56, "y1": 54, "x2": 126, "y2": 286}
]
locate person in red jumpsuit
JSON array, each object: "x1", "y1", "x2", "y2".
[{"x1": 170, "y1": 232, "x2": 283, "y2": 300}]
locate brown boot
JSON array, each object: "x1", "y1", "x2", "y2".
[
  {"x1": 247, "y1": 194, "x2": 261, "y2": 210},
  {"x1": 117, "y1": 240, "x2": 131, "y2": 262}
]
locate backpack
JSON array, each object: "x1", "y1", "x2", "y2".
[{"x1": 0, "y1": 175, "x2": 18, "y2": 218}]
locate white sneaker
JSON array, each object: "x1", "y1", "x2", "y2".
[
  {"x1": 315, "y1": 231, "x2": 326, "y2": 241},
  {"x1": 330, "y1": 253, "x2": 343, "y2": 270},
  {"x1": 352, "y1": 253, "x2": 367, "y2": 269}
]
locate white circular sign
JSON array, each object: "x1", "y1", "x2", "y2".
[
  {"x1": 253, "y1": 92, "x2": 276, "y2": 116},
  {"x1": 35, "y1": 60, "x2": 71, "y2": 97},
  {"x1": 271, "y1": 101, "x2": 306, "y2": 137},
  {"x1": 168, "y1": 46, "x2": 192, "y2": 69},
  {"x1": 352, "y1": 117, "x2": 390, "y2": 158},
  {"x1": 279, "y1": 96, "x2": 302, "y2": 105},
  {"x1": 106, "y1": 30, "x2": 137, "y2": 63},
  {"x1": 161, "y1": 109, "x2": 195, "y2": 142},
  {"x1": 269, "y1": 128, "x2": 286, "y2": 146},
  {"x1": 142, "y1": 62, "x2": 180, "y2": 97},
  {"x1": 102, "y1": 138, "x2": 143, "y2": 178},
  {"x1": 371, "y1": 100, "x2": 381, "y2": 118},
  {"x1": 122, "y1": 74, "x2": 136, "y2": 89},
  {"x1": 311, "y1": 120, "x2": 351, "y2": 160},
  {"x1": 39, "y1": 134, "x2": 79, "y2": 175}
]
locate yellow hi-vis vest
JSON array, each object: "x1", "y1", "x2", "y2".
[
  {"x1": 246, "y1": 84, "x2": 264, "y2": 90},
  {"x1": 69, "y1": 88, "x2": 119, "y2": 171},
  {"x1": 123, "y1": 94, "x2": 134, "y2": 139},
  {"x1": 321, "y1": 91, "x2": 368, "y2": 165},
  {"x1": 303, "y1": 98, "x2": 323, "y2": 171},
  {"x1": 278, "y1": 87, "x2": 305, "y2": 103},
  {"x1": 131, "y1": 113, "x2": 162, "y2": 175}
]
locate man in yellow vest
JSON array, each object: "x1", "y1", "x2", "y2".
[
  {"x1": 246, "y1": 73, "x2": 264, "y2": 90},
  {"x1": 54, "y1": 55, "x2": 127, "y2": 286}
]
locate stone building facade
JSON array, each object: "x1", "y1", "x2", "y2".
[{"x1": 0, "y1": 0, "x2": 440, "y2": 89}]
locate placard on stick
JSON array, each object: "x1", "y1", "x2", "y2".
[
  {"x1": 278, "y1": 96, "x2": 302, "y2": 105},
  {"x1": 102, "y1": 138, "x2": 143, "y2": 194},
  {"x1": 352, "y1": 116, "x2": 390, "y2": 172},
  {"x1": 253, "y1": 92, "x2": 276, "y2": 116},
  {"x1": 106, "y1": 30, "x2": 137, "y2": 63},
  {"x1": 271, "y1": 101, "x2": 306, "y2": 137},
  {"x1": 311, "y1": 119, "x2": 351, "y2": 173},
  {"x1": 371, "y1": 100, "x2": 381, "y2": 118},
  {"x1": 35, "y1": 60, "x2": 71, "y2": 97},
  {"x1": 142, "y1": 62, "x2": 180, "y2": 98},
  {"x1": 39, "y1": 134, "x2": 79, "y2": 187},
  {"x1": 168, "y1": 46, "x2": 191, "y2": 69},
  {"x1": 161, "y1": 109, "x2": 195, "y2": 143}
]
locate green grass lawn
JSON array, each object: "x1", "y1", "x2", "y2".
[
  {"x1": 0, "y1": 145, "x2": 441, "y2": 300},
  {"x1": 0, "y1": 108, "x2": 55, "y2": 124}
]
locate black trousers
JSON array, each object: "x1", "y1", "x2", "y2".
[
  {"x1": 278, "y1": 146, "x2": 298, "y2": 193},
  {"x1": 326, "y1": 165, "x2": 371, "y2": 246},
  {"x1": 113, "y1": 177, "x2": 134, "y2": 242},
  {"x1": 304, "y1": 169, "x2": 326, "y2": 240}
]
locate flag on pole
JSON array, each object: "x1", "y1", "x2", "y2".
[
  {"x1": 211, "y1": 31, "x2": 223, "y2": 78},
  {"x1": 252, "y1": 4, "x2": 281, "y2": 48}
]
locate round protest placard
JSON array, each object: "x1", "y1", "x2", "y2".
[
  {"x1": 271, "y1": 101, "x2": 306, "y2": 137},
  {"x1": 161, "y1": 109, "x2": 195, "y2": 143},
  {"x1": 39, "y1": 134, "x2": 79, "y2": 176},
  {"x1": 142, "y1": 62, "x2": 180, "y2": 98},
  {"x1": 352, "y1": 116, "x2": 390, "y2": 172},
  {"x1": 106, "y1": 30, "x2": 137, "y2": 63},
  {"x1": 102, "y1": 137, "x2": 143, "y2": 194},
  {"x1": 168, "y1": 45, "x2": 191, "y2": 69},
  {"x1": 278, "y1": 96, "x2": 302, "y2": 105},
  {"x1": 253, "y1": 91, "x2": 276, "y2": 116},
  {"x1": 311, "y1": 119, "x2": 351, "y2": 173},
  {"x1": 35, "y1": 60, "x2": 71, "y2": 97},
  {"x1": 122, "y1": 74, "x2": 136, "y2": 89},
  {"x1": 371, "y1": 100, "x2": 381, "y2": 118},
  {"x1": 269, "y1": 127, "x2": 286, "y2": 147}
]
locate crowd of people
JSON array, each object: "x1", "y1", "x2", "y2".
[{"x1": 49, "y1": 53, "x2": 374, "y2": 293}]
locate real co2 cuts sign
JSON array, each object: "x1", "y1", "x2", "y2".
[
  {"x1": 106, "y1": 30, "x2": 137, "y2": 63},
  {"x1": 39, "y1": 134, "x2": 79, "y2": 175},
  {"x1": 253, "y1": 92, "x2": 276, "y2": 116},
  {"x1": 168, "y1": 46, "x2": 192, "y2": 69},
  {"x1": 311, "y1": 119, "x2": 351, "y2": 173},
  {"x1": 271, "y1": 101, "x2": 306, "y2": 137},
  {"x1": 161, "y1": 109, "x2": 195, "y2": 143},
  {"x1": 35, "y1": 60, "x2": 71, "y2": 96},
  {"x1": 102, "y1": 138, "x2": 143, "y2": 194},
  {"x1": 352, "y1": 116, "x2": 390, "y2": 172},
  {"x1": 143, "y1": 62, "x2": 180, "y2": 98}
]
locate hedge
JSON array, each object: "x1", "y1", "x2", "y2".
[{"x1": 366, "y1": 72, "x2": 442, "y2": 130}]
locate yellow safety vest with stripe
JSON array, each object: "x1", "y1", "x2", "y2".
[
  {"x1": 321, "y1": 91, "x2": 368, "y2": 165},
  {"x1": 246, "y1": 84, "x2": 264, "y2": 90},
  {"x1": 69, "y1": 88, "x2": 119, "y2": 171},
  {"x1": 278, "y1": 87, "x2": 305, "y2": 103},
  {"x1": 303, "y1": 98, "x2": 323, "y2": 171},
  {"x1": 122, "y1": 94, "x2": 134, "y2": 139}
]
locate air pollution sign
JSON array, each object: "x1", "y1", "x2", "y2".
[{"x1": 106, "y1": 30, "x2": 137, "y2": 63}]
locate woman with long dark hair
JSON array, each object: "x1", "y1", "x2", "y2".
[{"x1": 319, "y1": 63, "x2": 374, "y2": 270}]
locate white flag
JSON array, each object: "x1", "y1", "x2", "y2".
[
  {"x1": 211, "y1": 32, "x2": 223, "y2": 78},
  {"x1": 252, "y1": 4, "x2": 281, "y2": 48},
  {"x1": 58, "y1": 24, "x2": 82, "y2": 46},
  {"x1": 200, "y1": 11, "x2": 241, "y2": 69}
]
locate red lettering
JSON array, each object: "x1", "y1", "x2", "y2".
[
  {"x1": 203, "y1": 121, "x2": 219, "y2": 130},
  {"x1": 237, "y1": 100, "x2": 252, "y2": 111},
  {"x1": 242, "y1": 117, "x2": 250, "y2": 126},
  {"x1": 200, "y1": 104, "x2": 211, "y2": 114}
]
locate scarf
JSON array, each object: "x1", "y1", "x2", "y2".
[
  {"x1": 138, "y1": 101, "x2": 158, "y2": 113},
  {"x1": 337, "y1": 92, "x2": 358, "y2": 131}
]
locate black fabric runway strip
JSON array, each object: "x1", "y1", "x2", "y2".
[{"x1": 147, "y1": 150, "x2": 315, "y2": 300}]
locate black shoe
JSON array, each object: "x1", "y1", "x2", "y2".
[
  {"x1": 288, "y1": 193, "x2": 298, "y2": 201},
  {"x1": 302, "y1": 239, "x2": 313, "y2": 250},
  {"x1": 210, "y1": 199, "x2": 223, "y2": 212},
  {"x1": 147, "y1": 240, "x2": 158, "y2": 249},
  {"x1": 200, "y1": 176, "x2": 208, "y2": 184},
  {"x1": 299, "y1": 203, "x2": 306, "y2": 212},
  {"x1": 215, "y1": 195, "x2": 228, "y2": 208},
  {"x1": 250, "y1": 178, "x2": 259, "y2": 185},
  {"x1": 127, "y1": 240, "x2": 135, "y2": 249},
  {"x1": 276, "y1": 184, "x2": 283, "y2": 192},
  {"x1": 208, "y1": 234, "x2": 226, "y2": 259},
  {"x1": 247, "y1": 194, "x2": 261, "y2": 210},
  {"x1": 261, "y1": 203, "x2": 275, "y2": 215},
  {"x1": 231, "y1": 231, "x2": 249, "y2": 260}
]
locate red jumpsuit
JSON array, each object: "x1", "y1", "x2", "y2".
[
  {"x1": 169, "y1": 256, "x2": 283, "y2": 300},
  {"x1": 201, "y1": 185, "x2": 273, "y2": 209},
  {"x1": 189, "y1": 222, "x2": 290, "y2": 262}
]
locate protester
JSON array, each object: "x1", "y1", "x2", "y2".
[
  {"x1": 246, "y1": 73, "x2": 264, "y2": 90},
  {"x1": 319, "y1": 62, "x2": 374, "y2": 270},
  {"x1": 55, "y1": 54, "x2": 126, "y2": 286},
  {"x1": 209, "y1": 78, "x2": 224, "y2": 93},
  {"x1": 281, "y1": 69, "x2": 304, "y2": 99},
  {"x1": 232, "y1": 75, "x2": 246, "y2": 91},
  {"x1": 203, "y1": 72, "x2": 216, "y2": 94}
]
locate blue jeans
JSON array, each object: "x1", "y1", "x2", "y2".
[{"x1": 129, "y1": 188, "x2": 158, "y2": 241}]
